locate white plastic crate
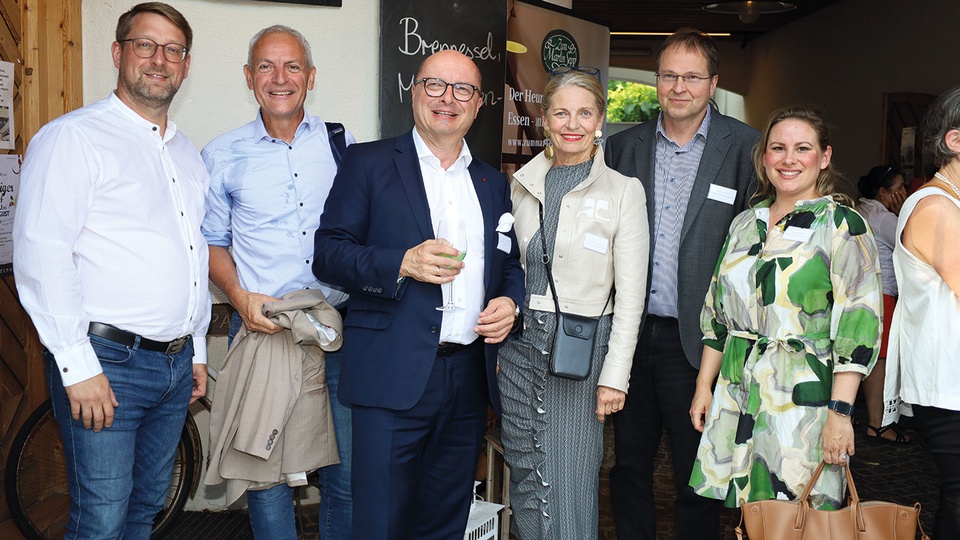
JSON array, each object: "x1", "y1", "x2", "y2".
[{"x1": 464, "y1": 500, "x2": 503, "y2": 540}]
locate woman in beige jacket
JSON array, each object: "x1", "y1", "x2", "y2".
[{"x1": 497, "y1": 68, "x2": 649, "y2": 539}]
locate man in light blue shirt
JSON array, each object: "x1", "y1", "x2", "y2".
[{"x1": 201, "y1": 25, "x2": 355, "y2": 540}]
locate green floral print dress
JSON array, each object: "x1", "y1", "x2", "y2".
[{"x1": 689, "y1": 197, "x2": 882, "y2": 509}]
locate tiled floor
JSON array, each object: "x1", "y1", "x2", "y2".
[{"x1": 167, "y1": 407, "x2": 938, "y2": 540}]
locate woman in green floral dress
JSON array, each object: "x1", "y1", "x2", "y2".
[{"x1": 688, "y1": 104, "x2": 883, "y2": 509}]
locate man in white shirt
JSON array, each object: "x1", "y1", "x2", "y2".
[
  {"x1": 201, "y1": 25, "x2": 355, "y2": 540},
  {"x1": 313, "y1": 50, "x2": 524, "y2": 538},
  {"x1": 13, "y1": 3, "x2": 209, "y2": 538}
]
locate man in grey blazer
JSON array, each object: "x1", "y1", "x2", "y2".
[{"x1": 604, "y1": 28, "x2": 759, "y2": 539}]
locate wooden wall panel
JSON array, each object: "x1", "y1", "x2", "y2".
[{"x1": 1, "y1": 0, "x2": 82, "y2": 534}]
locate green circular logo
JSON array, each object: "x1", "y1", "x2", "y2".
[{"x1": 541, "y1": 30, "x2": 579, "y2": 73}]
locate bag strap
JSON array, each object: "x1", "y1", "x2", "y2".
[
  {"x1": 537, "y1": 201, "x2": 611, "y2": 317},
  {"x1": 917, "y1": 503, "x2": 931, "y2": 540},
  {"x1": 797, "y1": 461, "x2": 828, "y2": 502},
  {"x1": 325, "y1": 122, "x2": 347, "y2": 167}
]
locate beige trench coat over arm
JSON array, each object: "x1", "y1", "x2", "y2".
[{"x1": 205, "y1": 288, "x2": 343, "y2": 504}]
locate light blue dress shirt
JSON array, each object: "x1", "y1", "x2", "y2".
[{"x1": 201, "y1": 111, "x2": 355, "y2": 305}]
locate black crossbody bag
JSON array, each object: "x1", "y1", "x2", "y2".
[{"x1": 538, "y1": 202, "x2": 611, "y2": 380}]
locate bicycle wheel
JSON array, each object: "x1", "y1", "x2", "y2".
[
  {"x1": 152, "y1": 414, "x2": 199, "y2": 538},
  {"x1": 5, "y1": 400, "x2": 68, "y2": 540},
  {"x1": 5, "y1": 400, "x2": 199, "y2": 539}
]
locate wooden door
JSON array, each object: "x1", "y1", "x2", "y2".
[{"x1": 1, "y1": 1, "x2": 82, "y2": 536}]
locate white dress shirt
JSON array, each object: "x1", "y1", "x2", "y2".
[
  {"x1": 13, "y1": 93, "x2": 211, "y2": 386},
  {"x1": 413, "y1": 128, "x2": 486, "y2": 344}
]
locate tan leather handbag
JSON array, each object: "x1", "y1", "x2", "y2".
[{"x1": 736, "y1": 461, "x2": 929, "y2": 539}]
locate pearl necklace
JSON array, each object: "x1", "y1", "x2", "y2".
[{"x1": 934, "y1": 171, "x2": 960, "y2": 199}]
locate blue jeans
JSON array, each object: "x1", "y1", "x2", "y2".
[
  {"x1": 319, "y1": 349, "x2": 352, "y2": 540},
  {"x1": 229, "y1": 311, "x2": 353, "y2": 539},
  {"x1": 47, "y1": 334, "x2": 195, "y2": 540},
  {"x1": 228, "y1": 313, "x2": 298, "y2": 539},
  {"x1": 247, "y1": 484, "x2": 297, "y2": 540}
]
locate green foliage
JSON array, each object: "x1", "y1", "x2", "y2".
[{"x1": 606, "y1": 80, "x2": 660, "y2": 123}]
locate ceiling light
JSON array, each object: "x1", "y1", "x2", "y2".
[
  {"x1": 703, "y1": 1, "x2": 796, "y2": 24},
  {"x1": 611, "y1": 31, "x2": 731, "y2": 37}
]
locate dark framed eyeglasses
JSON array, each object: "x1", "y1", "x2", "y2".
[
  {"x1": 655, "y1": 72, "x2": 712, "y2": 86},
  {"x1": 547, "y1": 66, "x2": 601, "y2": 80},
  {"x1": 415, "y1": 77, "x2": 479, "y2": 102},
  {"x1": 119, "y1": 38, "x2": 189, "y2": 63}
]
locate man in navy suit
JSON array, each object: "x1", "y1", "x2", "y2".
[
  {"x1": 605, "y1": 29, "x2": 759, "y2": 539},
  {"x1": 313, "y1": 50, "x2": 524, "y2": 539}
]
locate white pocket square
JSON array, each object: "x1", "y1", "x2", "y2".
[{"x1": 496, "y1": 212, "x2": 515, "y2": 233}]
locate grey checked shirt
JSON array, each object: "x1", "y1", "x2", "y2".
[{"x1": 648, "y1": 107, "x2": 712, "y2": 318}]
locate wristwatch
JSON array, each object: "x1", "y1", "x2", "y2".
[{"x1": 827, "y1": 399, "x2": 855, "y2": 417}]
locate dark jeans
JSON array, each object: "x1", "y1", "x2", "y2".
[
  {"x1": 609, "y1": 315, "x2": 721, "y2": 540},
  {"x1": 912, "y1": 404, "x2": 960, "y2": 539}
]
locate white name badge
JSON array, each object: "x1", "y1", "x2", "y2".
[
  {"x1": 707, "y1": 184, "x2": 737, "y2": 205},
  {"x1": 782, "y1": 226, "x2": 815, "y2": 242},
  {"x1": 582, "y1": 232, "x2": 609, "y2": 254},
  {"x1": 497, "y1": 233, "x2": 512, "y2": 253}
]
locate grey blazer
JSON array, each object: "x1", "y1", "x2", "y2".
[{"x1": 604, "y1": 109, "x2": 759, "y2": 369}]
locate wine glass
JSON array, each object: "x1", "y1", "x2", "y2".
[{"x1": 436, "y1": 219, "x2": 467, "y2": 312}]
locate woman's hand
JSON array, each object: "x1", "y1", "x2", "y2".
[
  {"x1": 689, "y1": 386, "x2": 714, "y2": 433},
  {"x1": 889, "y1": 188, "x2": 907, "y2": 215},
  {"x1": 690, "y1": 346, "x2": 723, "y2": 432},
  {"x1": 596, "y1": 386, "x2": 626, "y2": 423},
  {"x1": 821, "y1": 411, "x2": 855, "y2": 465}
]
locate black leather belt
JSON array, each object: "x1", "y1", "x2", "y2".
[
  {"x1": 646, "y1": 314, "x2": 678, "y2": 325},
  {"x1": 88, "y1": 322, "x2": 190, "y2": 355},
  {"x1": 436, "y1": 340, "x2": 477, "y2": 358}
]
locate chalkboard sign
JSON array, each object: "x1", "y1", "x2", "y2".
[{"x1": 380, "y1": 0, "x2": 507, "y2": 168}]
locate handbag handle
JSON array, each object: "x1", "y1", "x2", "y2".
[
  {"x1": 794, "y1": 461, "x2": 859, "y2": 531},
  {"x1": 743, "y1": 460, "x2": 930, "y2": 540},
  {"x1": 796, "y1": 461, "x2": 923, "y2": 536}
]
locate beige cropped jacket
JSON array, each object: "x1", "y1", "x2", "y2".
[{"x1": 510, "y1": 147, "x2": 649, "y2": 392}]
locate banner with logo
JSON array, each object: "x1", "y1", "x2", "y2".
[
  {"x1": 380, "y1": 0, "x2": 508, "y2": 168},
  {"x1": 501, "y1": 1, "x2": 609, "y2": 174}
]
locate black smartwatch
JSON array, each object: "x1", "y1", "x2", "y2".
[{"x1": 827, "y1": 399, "x2": 855, "y2": 417}]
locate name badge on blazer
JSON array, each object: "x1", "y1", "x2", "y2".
[
  {"x1": 707, "y1": 184, "x2": 737, "y2": 205},
  {"x1": 497, "y1": 233, "x2": 512, "y2": 253}
]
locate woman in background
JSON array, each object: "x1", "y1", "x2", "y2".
[
  {"x1": 689, "y1": 104, "x2": 882, "y2": 509},
  {"x1": 498, "y1": 67, "x2": 648, "y2": 539},
  {"x1": 885, "y1": 84, "x2": 960, "y2": 538},
  {"x1": 857, "y1": 165, "x2": 910, "y2": 444}
]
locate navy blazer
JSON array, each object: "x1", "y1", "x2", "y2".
[
  {"x1": 605, "y1": 110, "x2": 759, "y2": 369},
  {"x1": 313, "y1": 131, "x2": 524, "y2": 414}
]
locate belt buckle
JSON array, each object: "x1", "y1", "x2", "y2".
[{"x1": 165, "y1": 336, "x2": 188, "y2": 355}]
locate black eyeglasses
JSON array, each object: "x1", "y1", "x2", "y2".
[
  {"x1": 119, "y1": 38, "x2": 189, "y2": 63},
  {"x1": 415, "y1": 78, "x2": 479, "y2": 102},
  {"x1": 548, "y1": 66, "x2": 601, "y2": 80}
]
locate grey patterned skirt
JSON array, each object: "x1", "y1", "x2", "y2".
[{"x1": 497, "y1": 308, "x2": 613, "y2": 540}]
